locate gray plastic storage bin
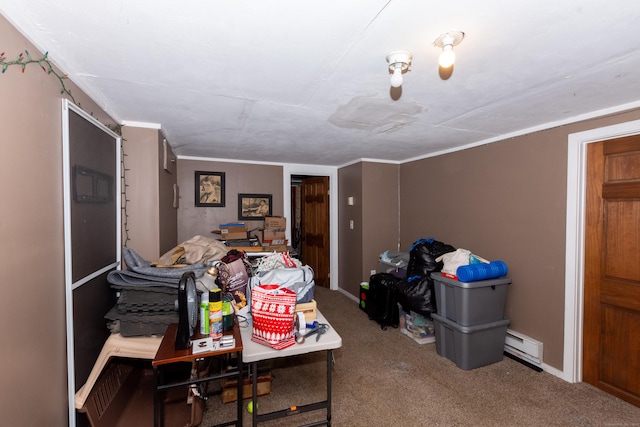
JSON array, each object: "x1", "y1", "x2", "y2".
[
  {"x1": 431, "y1": 272, "x2": 511, "y2": 326},
  {"x1": 432, "y1": 312, "x2": 510, "y2": 370},
  {"x1": 379, "y1": 260, "x2": 407, "y2": 279}
]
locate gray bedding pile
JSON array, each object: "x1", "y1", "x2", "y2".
[{"x1": 105, "y1": 248, "x2": 208, "y2": 336}]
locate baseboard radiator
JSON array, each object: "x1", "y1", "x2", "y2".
[{"x1": 504, "y1": 328, "x2": 543, "y2": 368}]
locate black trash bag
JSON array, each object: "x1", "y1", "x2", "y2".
[
  {"x1": 405, "y1": 238, "x2": 456, "y2": 279},
  {"x1": 395, "y1": 275, "x2": 436, "y2": 317}
]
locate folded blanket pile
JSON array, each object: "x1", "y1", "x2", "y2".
[{"x1": 106, "y1": 247, "x2": 209, "y2": 336}]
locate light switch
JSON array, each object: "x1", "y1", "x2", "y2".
[
  {"x1": 347, "y1": 196, "x2": 354, "y2": 206},
  {"x1": 349, "y1": 220, "x2": 354, "y2": 229}
]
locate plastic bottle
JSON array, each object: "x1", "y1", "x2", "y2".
[
  {"x1": 222, "y1": 294, "x2": 234, "y2": 331},
  {"x1": 199, "y1": 292, "x2": 209, "y2": 335},
  {"x1": 198, "y1": 264, "x2": 218, "y2": 291},
  {"x1": 209, "y1": 288, "x2": 223, "y2": 339}
]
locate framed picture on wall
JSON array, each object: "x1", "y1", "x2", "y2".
[
  {"x1": 238, "y1": 193, "x2": 272, "y2": 220},
  {"x1": 195, "y1": 171, "x2": 225, "y2": 207}
]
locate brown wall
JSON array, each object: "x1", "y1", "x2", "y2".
[
  {"x1": 0, "y1": 15, "x2": 117, "y2": 425},
  {"x1": 362, "y1": 162, "x2": 400, "y2": 279},
  {"x1": 338, "y1": 162, "x2": 400, "y2": 296},
  {"x1": 338, "y1": 163, "x2": 364, "y2": 295},
  {"x1": 120, "y1": 127, "x2": 178, "y2": 261},
  {"x1": 400, "y1": 135, "x2": 567, "y2": 368},
  {"x1": 121, "y1": 126, "x2": 161, "y2": 260},
  {"x1": 399, "y1": 111, "x2": 640, "y2": 370},
  {"x1": 176, "y1": 159, "x2": 284, "y2": 243},
  {"x1": 122, "y1": 126, "x2": 178, "y2": 261},
  {"x1": 157, "y1": 134, "x2": 178, "y2": 255}
]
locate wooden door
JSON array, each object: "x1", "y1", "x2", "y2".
[
  {"x1": 301, "y1": 176, "x2": 330, "y2": 288},
  {"x1": 584, "y1": 136, "x2": 640, "y2": 407}
]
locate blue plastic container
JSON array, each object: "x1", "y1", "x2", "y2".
[{"x1": 456, "y1": 260, "x2": 508, "y2": 282}]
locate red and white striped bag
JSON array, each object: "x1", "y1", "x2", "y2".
[{"x1": 251, "y1": 284, "x2": 297, "y2": 349}]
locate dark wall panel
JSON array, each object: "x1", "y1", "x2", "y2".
[{"x1": 69, "y1": 108, "x2": 117, "y2": 282}]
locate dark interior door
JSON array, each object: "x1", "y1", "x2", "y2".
[
  {"x1": 301, "y1": 176, "x2": 330, "y2": 288},
  {"x1": 584, "y1": 135, "x2": 640, "y2": 407}
]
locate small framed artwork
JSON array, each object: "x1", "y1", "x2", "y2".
[
  {"x1": 238, "y1": 193, "x2": 272, "y2": 220},
  {"x1": 195, "y1": 171, "x2": 225, "y2": 207}
]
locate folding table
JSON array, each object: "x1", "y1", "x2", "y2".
[{"x1": 240, "y1": 310, "x2": 342, "y2": 426}]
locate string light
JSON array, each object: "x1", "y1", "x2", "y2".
[
  {"x1": 120, "y1": 137, "x2": 131, "y2": 246},
  {"x1": 1, "y1": 50, "x2": 78, "y2": 105},
  {"x1": 1, "y1": 49, "x2": 132, "y2": 246}
]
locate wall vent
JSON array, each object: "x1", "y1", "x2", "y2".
[{"x1": 504, "y1": 328, "x2": 543, "y2": 367}]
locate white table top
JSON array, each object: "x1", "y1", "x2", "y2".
[{"x1": 240, "y1": 310, "x2": 342, "y2": 363}]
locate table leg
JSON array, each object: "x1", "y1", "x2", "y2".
[
  {"x1": 251, "y1": 361, "x2": 258, "y2": 427},
  {"x1": 237, "y1": 352, "x2": 243, "y2": 426},
  {"x1": 327, "y1": 349, "x2": 332, "y2": 426},
  {"x1": 153, "y1": 365, "x2": 163, "y2": 427}
]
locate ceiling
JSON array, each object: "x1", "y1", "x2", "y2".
[{"x1": 2, "y1": 1, "x2": 640, "y2": 166}]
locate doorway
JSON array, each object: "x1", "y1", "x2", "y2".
[
  {"x1": 283, "y1": 164, "x2": 338, "y2": 290},
  {"x1": 565, "y1": 119, "x2": 640, "y2": 388},
  {"x1": 291, "y1": 175, "x2": 330, "y2": 288},
  {"x1": 583, "y1": 136, "x2": 640, "y2": 406}
]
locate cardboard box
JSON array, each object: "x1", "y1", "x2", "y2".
[
  {"x1": 263, "y1": 216, "x2": 286, "y2": 243},
  {"x1": 221, "y1": 373, "x2": 272, "y2": 403},
  {"x1": 263, "y1": 230, "x2": 286, "y2": 243},
  {"x1": 218, "y1": 224, "x2": 247, "y2": 240},
  {"x1": 295, "y1": 299, "x2": 317, "y2": 321},
  {"x1": 226, "y1": 246, "x2": 266, "y2": 252},
  {"x1": 264, "y1": 216, "x2": 286, "y2": 230},
  {"x1": 262, "y1": 244, "x2": 289, "y2": 253}
]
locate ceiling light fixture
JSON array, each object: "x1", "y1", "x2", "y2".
[
  {"x1": 434, "y1": 31, "x2": 465, "y2": 68},
  {"x1": 386, "y1": 51, "x2": 413, "y2": 88}
]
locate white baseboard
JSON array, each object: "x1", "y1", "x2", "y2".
[{"x1": 337, "y1": 287, "x2": 359, "y2": 303}]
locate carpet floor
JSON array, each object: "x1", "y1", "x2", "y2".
[{"x1": 201, "y1": 286, "x2": 640, "y2": 426}]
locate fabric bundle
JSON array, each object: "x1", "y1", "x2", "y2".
[
  {"x1": 106, "y1": 247, "x2": 210, "y2": 336},
  {"x1": 253, "y1": 251, "x2": 315, "y2": 303}
]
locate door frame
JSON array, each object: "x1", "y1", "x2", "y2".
[
  {"x1": 564, "y1": 118, "x2": 640, "y2": 383},
  {"x1": 283, "y1": 164, "x2": 338, "y2": 290}
]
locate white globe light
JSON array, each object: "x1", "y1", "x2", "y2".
[
  {"x1": 439, "y1": 45, "x2": 455, "y2": 68},
  {"x1": 390, "y1": 67, "x2": 403, "y2": 88}
]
